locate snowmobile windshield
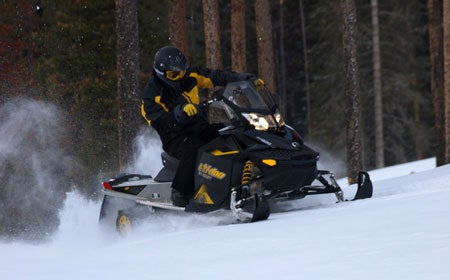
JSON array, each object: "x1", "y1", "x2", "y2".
[
  {"x1": 222, "y1": 81, "x2": 276, "y2": 112},
  {"x1": 221, "y1": 81, "x2": 285, "y2": 131}
]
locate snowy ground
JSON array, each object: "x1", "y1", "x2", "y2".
[{"x1": 1, "y1": 157, "x2": 449, "y2": 280}]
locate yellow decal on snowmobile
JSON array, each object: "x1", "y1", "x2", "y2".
[
  {"x1": 198, "y1": 163, "x2": 226, "y2": 180},
  {"x1": 194, "y1": 184, "x2": 214, "y2": 204},
  {"x1": 262, "y1": 159, "x2": 277, "y2": 166},
  {"x1": 210, "y1": 150, "x2": 239, "y2": 156}
]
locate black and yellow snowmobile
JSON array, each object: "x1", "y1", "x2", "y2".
[{"x1": 99, "y1": 81, "x2": 372, "y2": 235}]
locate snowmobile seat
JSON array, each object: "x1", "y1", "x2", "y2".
[
  {"x1": 154, "y1": 152, "x2": 179, "y2": 182},
  {"x1": 161, "y1": 151, "x2": 179, "y2": 170}
]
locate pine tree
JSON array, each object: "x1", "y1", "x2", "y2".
[
  {"x1": 203, "y1": 0, "x2": 223, "y2": 69},
  {"x1": 427, "y1": 0, "x2": 445, "y2": 166},
  {"x1": 116, "y1": 0, "x2": 140, "y2": 171},
  {"x1": 255, "y1": 0, "x2": 276, "y2": 92},
  {"x1": 231, "y1": 0, "x2": 246, "y2": 72},
  {"x1": 34, "y1": 1, "x2": 119, "y2": 187},
  {"x1": 0, "y1": 1, "x2": 39, "y2": 100},
  {"x1": 168, "y1": 0, "x2": 188, "y2": 54},
  {"x1": 444, "y1": 0, "x2": 450, "y2": 163},
  {"x1": 340, "y1": 0, "x2": 363, "y2": 183}
]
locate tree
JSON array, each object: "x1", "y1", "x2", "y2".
[
  {"x1": 231, "y1": 0, "x2": 246, "y2": 72},
  {"x1": 0, "y1": 1, "x2": 39, "y2": 100},
  {"x1": 369, "y1": 1, "x2": 431, "y2": 166},
  {"x1": 428, "y1": 0, "x2": 445, "y2": 166},
  {"x1": 202, "y1": 0, "x2": 222, "y2": 69},
  {"x1": 116, "y1": 0, "x2": 140, "y2": 171},
  {"x1": 255, "y1": 0, "x2": 276, "y2": 93},
  {"x1": 278, "y1": 0, "x2": 287, "y2": 115},
  {"x1": 340, "y1": 0, "x2": 363, "y2": 184},
  {"x1": 168, "y1": 0, "x2": 188, "y2": 55},
  {"x1": 444, "y1": 0, "x2": 450, "y2": 163},
  {"x1": 33, "y1": 1, "x2": 119, "y2": 187},
  {"x1": 299, "y1": 0, "x2": 310, "y2": 134},
  {"x1": 371, "y1": 0, "x2": 384, "y2": 168}
]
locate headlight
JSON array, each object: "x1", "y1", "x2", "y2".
[
  {"x1": 242, "y1": 112, "x2": 277, "y2": 131},
  {"x1": 274, "y1": 110, "x2": 285, "y2": 126}
]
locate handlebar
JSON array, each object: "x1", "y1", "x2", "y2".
[{"x1": 198, "y1": 96, "x2": 221, "y2": 109}]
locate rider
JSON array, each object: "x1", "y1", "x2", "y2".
[{"x1": 141, "y1": 45, "x2": 263, "y2": 207}]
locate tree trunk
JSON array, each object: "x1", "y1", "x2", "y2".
[
  {"x1": 231, "y1": 0, "x2": 246, "y2": 72},
  {"x1": 444, "y1": 0, "x2": 450, "y2": 163},
  {"x1": 116, "y1": 0, "x2": 140, "y2": 171},
  {"x1": 428, "y1": 0, "x2": 445, "y2": 166},
  {"x1": 340, "y1": 0, "x2": 363, "y2": 184},
  {"x1": 371, "y1": 0, "x2": 384, "y2": 168},
  {"x1": 278, "y1": 0, "x2": 287, "y2": 115},
  {"x1": 203, "y1": 0, "x2": 222, "y2": 69},
  {"x1": 299, "y1": 0, "x2": 311, "y2": 134},
  {"x1": 255, "y1": 0, "x2": 276, "y2": 93},
  {"x1": 168, "y1": 0, "x2": 188, "y2": 56}
]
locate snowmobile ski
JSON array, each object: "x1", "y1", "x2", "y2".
[{"x1": 352, "y1": 171, "x2": 373, "y2": 200}]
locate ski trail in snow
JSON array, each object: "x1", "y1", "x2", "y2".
[{"x1": 51, "y1": 190, "x2": 237, "y2": 249}]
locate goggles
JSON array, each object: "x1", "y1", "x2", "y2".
[{"x1": 166, "y1": 69, "x2": 186, "y2": 81}]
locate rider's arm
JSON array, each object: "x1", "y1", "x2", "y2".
[
  {"x1": 141, "y1": 79, "x2": 176, "y2": 130},
  {"x1": 188, "y1": 67, "x2": 255, "y2": 88}
]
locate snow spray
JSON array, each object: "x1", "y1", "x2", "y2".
[
  {"x1": 0, "y1": 99, "x2": 76, "y2": 241},
  {"x1": 307, "y1": 142, "x2": 347, "y2": 178},
  {"x1": 128, "y1": 127, "x2": 163, "y2": 176}
]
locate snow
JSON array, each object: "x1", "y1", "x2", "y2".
[{"x1": 1, "y1": 156, "x2": 450, "y2": 280}]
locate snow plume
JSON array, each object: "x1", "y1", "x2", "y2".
[
  {"x1": 307, "y1": 142, "x2": 347, "y2": 178},
  {"x1": 52, "y1": 190, "x2": 113, "y2": 247},
  {"x1": 128, "y1": 126, "x2": 163, "y2": 176},
  {"x1": 0, "y1": 99, "x2": 76, "y2": 241}
]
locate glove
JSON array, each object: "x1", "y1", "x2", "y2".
[
  {"x1": 253, "y1": 78, "x2": 265, "y2": 89},
  {"x1": 183, "y1": 103, "x2": 198, "y2": 116},
  {"x1": 173, "y1": 103, "x2": 198, "y2": 123}
]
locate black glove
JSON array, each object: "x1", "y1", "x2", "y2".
[{"x1": 173, "y1": 103, "x2": 198, "y2": 123}]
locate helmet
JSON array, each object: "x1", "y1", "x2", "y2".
[{"x1": 153, "y1": 46, "x2": 188, "y2": 90}]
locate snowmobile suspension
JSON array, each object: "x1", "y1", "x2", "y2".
[{"x1": 241, "y1": 160, "x2": 254, "y2": 185}]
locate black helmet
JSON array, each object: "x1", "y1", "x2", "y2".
[{"x1": 153, "y1": 46, "x2": 188, "y2": 90}]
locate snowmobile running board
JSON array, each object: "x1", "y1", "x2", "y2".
[
  {"x1": 101, "y1": 189, "x2": 185, "y2": 211},
  {"x1": 136, "y1": 199, "x2": 185, "y2": 211}
]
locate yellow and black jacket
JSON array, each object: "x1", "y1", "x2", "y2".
[{"x1": 141, "y1": 67, "x2": 253, "y2": 154}]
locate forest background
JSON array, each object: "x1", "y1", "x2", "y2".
[{"x1": 0, "y1": 0, "x2": 440, "y2": 239}]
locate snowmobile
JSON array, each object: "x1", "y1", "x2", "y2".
[{"x1": 98, "y1": 80, "x2": 373, "y2": 235}]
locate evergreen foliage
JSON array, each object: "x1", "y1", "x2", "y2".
[
  {"x1": 303, "y1": 0, "x2": 431, "y2": 170},
  {"x1": 33, "y1": 1, "x2": 118, "y2": 189},
  {"x1": 357, "y1": 0, "x2": 432, "y2": 167},
  {"x1": 0, "y1": 1, "x2": 39, "y2": 99},
  {"x1": 306, "y1": 1, "x2": 347, "y2": 155}
]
